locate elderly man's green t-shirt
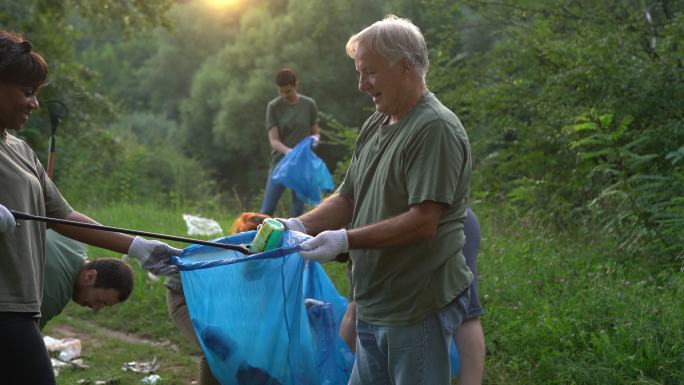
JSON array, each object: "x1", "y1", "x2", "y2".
[{"x1": 338, "y1": 93, "x2": 473, "y2": 326}]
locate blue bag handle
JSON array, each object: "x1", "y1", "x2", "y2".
[{"x1": 171, "y1": 245, "x2": 301, "y2": 271}]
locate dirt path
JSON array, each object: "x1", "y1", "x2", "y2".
[
  {"x1": 46, "y1": 320, "x2": 200, "y2": 384},
  {"x1": 50, "y1": 321, "x2": 182, "y2": 352}
]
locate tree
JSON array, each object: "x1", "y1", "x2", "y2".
[
  {"x1": 180, "y1": 0, "x2": 391, "y2": 201},
  {"x1": 426, "y1": 0, "x2": 684, "y2": 262}
]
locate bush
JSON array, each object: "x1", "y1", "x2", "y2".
[
  {"x1": 55, "y1": 113, "x2": 218, "y2": 210},
  {"x1": 427, "y1": 0, "x2": 684, "y2": 264}
]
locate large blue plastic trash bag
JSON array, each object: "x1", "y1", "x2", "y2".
[
  {"x1": 306, "y1": 302, "x2": 355, "y2": 385},
  {"x1": 173, "y1": 231, "x2": 460, "y2": 383},
  {"x1": 303, "y1": 261, "x2": 348, "y2": 322},
  {"x1": 272, "y1": 136, "x2": 334, "y2": 205},
  {"x1": 174, "y1": 230, "x2": 319, "y2": 385},
  {"x1": 303, "y1": 262, "x2": 355, "y2": 385}
]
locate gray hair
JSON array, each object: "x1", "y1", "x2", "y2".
[{"x1": 346, "y1": 15, "x2": 429, "y2": 79}]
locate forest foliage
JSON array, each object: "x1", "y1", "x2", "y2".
[{"x1": 2, "y1": 0, "x2": 682, "y2": 263}]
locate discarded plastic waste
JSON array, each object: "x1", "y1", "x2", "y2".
[
  {"x1": 44, "y1": 335, "x2": 62, "y2": 349},
  {"x1": 70, "y1": 358, "x2": 88, "y2": 369},
  {"x1": 304, "y1": 298, "x2": 325, "y2": 307},
  {"x1": 44, "y1": 335, "x2": 85, "y2": 376},
  {"x1": 77, "y1": 379, "x2": 121, "y2": 385},
  {"x1": 183, "y1": 214, "x2": 224, "y2": 236},
  {"x1": 235, "y1": 361, "x2": 283, "y2": 385},
  {"x1": 142, "y1": 374, "x2": 162, "y2": 384},
  {"x1": 201, "y1": 325, "x2": 238, "y2": 361},
  {"x1": 51, "y1": 358, "x2": 69, "y2": 369},
  {"x1": 44, "y1": 335, "x2": 82, "y2": 359},
  {"x1": 51, "y1": 358, "x2": 67, "y2": 377},
  {"x1": 121, "y1": 357, "x2": 160, "y2": 373},
  {"x1": 59, "y1": 347, "x2": 80, "y2": 362}
]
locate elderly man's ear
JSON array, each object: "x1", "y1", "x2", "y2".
[{"x1": 400, "y1": 58, "x2": 414, "y2": 76}]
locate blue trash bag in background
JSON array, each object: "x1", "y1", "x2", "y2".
[
  {"x1": 272, "y1": 136, "x2": 334, "y2": 205},
  {"x1": 176, "y1": 231, "x2": 319, "y2": 385}
]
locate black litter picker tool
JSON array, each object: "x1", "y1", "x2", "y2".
[
  {"x1": 10, "y1": 210, "x2": 252, "y2": 254},
  {"x1": 45, "y1": 99, "x2": 68, "y2": 179}
]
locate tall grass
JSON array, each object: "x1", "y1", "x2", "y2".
[{"x1": 476, "y1": 205, "x2": 683, "y2": 385}]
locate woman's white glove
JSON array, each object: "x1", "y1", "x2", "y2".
[
  {"x1": 0, "y1": 204, "x2": 16, "y2": 233},
  {"x1": 276, "y1": 217, "x2": 307, "y2": 234},
  {"x1": 299, "y1": 229, "x2": 348, "y2": 263},
  {"x1": 126, "y1": 237, "x2": 181, "y2": 276}
]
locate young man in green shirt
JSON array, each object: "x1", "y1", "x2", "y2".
[
  {"x1": 278, "y1": 15, "x2": 472, "y2": 385},
  {"x1": 39, "y1": 230, "x2": 134, "y2": 329},
  {"x1": 259, "y1": 68, "x2": 320, "y2": 217}
]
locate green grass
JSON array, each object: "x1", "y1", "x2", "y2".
[
  {"x1": 475, "y1": 205, "x2": 684, "y2": 385},
  {"x1": 44, "y1": 201, "x2": 683, "y2": 384},
  {"x1": 43, "y1": 314, "x2": 197, "y2": 385}
]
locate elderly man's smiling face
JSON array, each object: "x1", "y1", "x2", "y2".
[{"x1": 354, "y1": 42, "x2": 413, "y2": 122}]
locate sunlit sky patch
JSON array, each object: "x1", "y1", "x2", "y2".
[{"x1": 204, "y1": 0, "x2": 242, "y2": 8}]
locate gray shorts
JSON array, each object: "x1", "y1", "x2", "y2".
[{"x1": 464, "y1": 208, "x2": 484, "y2": 320}]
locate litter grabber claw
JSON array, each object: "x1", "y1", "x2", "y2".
[{"x1": 9, "y1": 210, "x2": 252, "y2": 254}]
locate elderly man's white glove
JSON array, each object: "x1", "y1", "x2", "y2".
[
  {"x1": 0, "y1": 204, "x2": 16, "y2": 233},
  {"x1": 299, "y1": 229, "x2": 348, "y2": 263},
  {"x1": 276, "y1": 217, "x2": 307, "y2": 234},
  {"x1": 126, "y1": 237, "x2": 181, "y2": 276}
]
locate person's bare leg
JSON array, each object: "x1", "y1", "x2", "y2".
[
  {"x1": 455, "y1": 317, "x2": 485, "y2": 385},
  {"x1": 339, "y1": 302, "x2": 357, "y2": 353}
]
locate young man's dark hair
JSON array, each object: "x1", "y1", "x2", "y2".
[
  {"x1": 275, "y1": 68, "x2": 297, "y2": 87},
  {"x1": 85, "y1": 258, "x2": 135, "y2": 301}
]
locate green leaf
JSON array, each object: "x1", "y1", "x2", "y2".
[{"x1": 611, "y1": 115, "x2": 634, "y2": 140}]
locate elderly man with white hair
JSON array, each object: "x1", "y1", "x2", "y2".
[{"x1": 278, "y1": 15, "x2": 473, "y2": 384}]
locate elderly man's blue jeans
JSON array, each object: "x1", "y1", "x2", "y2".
[
  {"x1": 259, "y1": 173, "x2": 305, "y2": 217},
  {"x1": 349, "y1": 289, "x2": 470, "y2": 385}
]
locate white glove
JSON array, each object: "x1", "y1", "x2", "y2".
[
  {"x1": 310, "y1": 135, "x2": 320, "y2": 148},
  {"x1": 276, "y1": 217, "x2": 307, "y2": 234},
  {"x1": 126, "y1": 237, "x2": 181, "y2": 276},
  {"x1": 0, "y1": 204, "x2": 16, "y2": 233},
  {"x1": 299, "y1": 229, "x2": 348, "y2": 263}
]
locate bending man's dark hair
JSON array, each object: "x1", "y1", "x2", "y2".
[
  {"x1": 84, "y1": 258, "x2": 135, "y2": 302},
  {"x1": 0, "y1": 30, "x2": 48, "y2": 87}
]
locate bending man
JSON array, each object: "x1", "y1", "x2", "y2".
[{"x1": 40, "y1": 230, "x2": 134, "y2": 329}]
